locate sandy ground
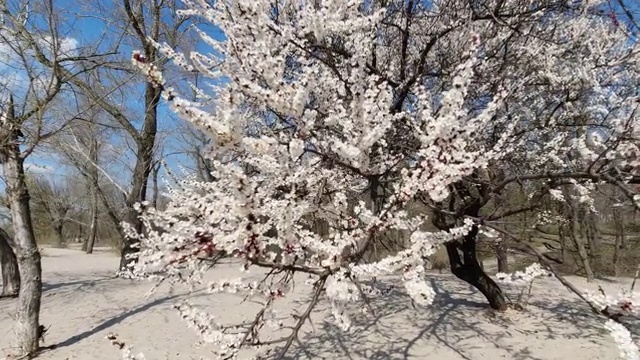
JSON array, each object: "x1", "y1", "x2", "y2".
[{"x1": 0, "y1": 247, "x2": 628, "y2": 359}]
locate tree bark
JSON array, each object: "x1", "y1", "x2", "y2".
[
  {"x1": 613, "y1": 206, "x2": 625, "y2": 276},
  {"x1": 0, "y1": 227, "x2": 19, "y2": 298},
  {"x1": 117, "y1": 0, "x2": 167, "y2": 273},
  {"x1": 85, "y1": 190, "x2": 98, "y2": 254},
  {"x1": 119, "y1": 82, "x2": 161, "y2": 272},
  {"x1": 2, "y1": 97, "x2": 42, "y2": 354},
  {"x1": 586, "y1": 212, "x2": 601, "y2": 253},
  {"x1": 151, "y1": 162, "x2": 161, "y2": 209},
  {"x1": 446, "y1": 225, "x2": 508, "y2": 311},
  {"x1": 197, "y1": 153, "x2": 215, "y2": 182},
  {"x1": 558, "y1": 225, "x2": 568, "y2": 264},
  {"x1": 567, "y1": 202, "x2": 594, "y2": 281},
  {"x1": 85, "y1": 135, "x2": 99, "y2": 254},
  {"x1": 52, "y1": 221, "x2": 64, "y2": 246},
  {"x1": 496, "y1": 240, "x2": 509, "y2": 273}
]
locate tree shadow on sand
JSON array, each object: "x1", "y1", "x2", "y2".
[
  {"x1": 42, "y1": 275, "x2": 116, "y2": 293},
  {"x1": 281, "y1": 274, "x2": 610, "y2": 360},
  {"x1": 0, "y1": 275, "x2": 138, "y2": 313},
  {"x1": 53, "y1": 293, "x2": 181, "y2": 348},
  {"x1": 49, "y1": 281, "x2": 212, "y2": 350}
]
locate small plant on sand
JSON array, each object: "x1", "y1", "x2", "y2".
[{"x1": 495, "y1": 263, "x2": 552, "y2": 309}]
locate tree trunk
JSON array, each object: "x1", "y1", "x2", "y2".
[
  {"x1": 446, "y1": 226, "x2": 508, "y2": 311},
  {"x1": 613, "y1": 206, "x2": 625, "y2": 276},
  {"x1": 558, "y1": 225, "x2": 568, "y2": 264},
  {"x1": 85, "y1": 135, "x2": 99, "y2": 254},
  {"x1": 2, "y1": 97, "x2": 42, "y2": 354},
  {"x1": 496, "y1": 240, "x2": 509, "y2": 273},
  {"x1": 618, "y1": 208, "x2": 627, "y2": 250},
  {"x1": 197, "y1": 153, "x2": 215, "y2": 182},
  {"x1": 119, "y1": 83, "x2": 161, "y2": 273},
  {"x1": 585, "y1": 211, "x2": 601, "y2": 271},
  {"x1": 568, "y1": 204, "x2": 594, "y2": 281},
  {"x1": 53, "y1": 221, "x2": 64, "y2": 246},
  {"x1": 0, "y1": 228, "x2": 19, "y2": 298},
  {"x1": 587, "y1": 212, "x2": 601, "y2": 252},
  {"x1": 151, "y1": 162, "x2": 160, "y2": 209},
  {"x1": 85, "y1": 192, "x2": 98, "y2": 254}
]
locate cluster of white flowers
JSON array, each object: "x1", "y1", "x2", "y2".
[
  {"x1": 131, "y1": 51, "x2": 164, "y2": 89},
  {"x1": 174, "y1": 303, "x2": 246, "y2": 353},
  {"x1": 532, "y1": 210, "x2": 566, "y2": 227},
  {"x1": 326, "y1": 271, "x2": 360, "y2": 303},
  {"x1": 496, "y1": 263, "x2": 552, "y2": 288},
  {"x1": 585, "y1": 289, "x2": 640, "y2": 318},
  {"x1": 495, "y1": 263, "x2": 552, "y2": 306},
  {"x1": 402, "y1": 264, "x2": 435, "y2": 306},
  {"x1": 584, "y1": 288, "x2": 640, "y2": 359},
  {"x1": 605, "y1": 320, "x2": 640, "y2": 360}
]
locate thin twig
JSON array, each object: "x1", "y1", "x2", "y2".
[
  {"x1": 275, "y1": 276, "x2": 327, "y2": 360},
  {"x1": 630, "y1": 264, "x2": 640, "y2": 292},
  {"x1": 345, "y1": 269, "x2": 376, "y2": 316}
]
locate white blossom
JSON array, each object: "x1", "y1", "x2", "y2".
[
  {"x1": 605, "y1": 320, "x2": 640, "y2": 360},
  {"x1": 495, "y1": 263, "x2": 552, "y2": 287}
]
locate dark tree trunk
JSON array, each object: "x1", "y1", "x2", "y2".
[
  {"x1": 446, "y1": 225, "x2": 508, "y2": 311},
  {"x1": 566, "y1": 198, "x2": 594, "y2": 281},
  {"x1": 53, "y1": 222, "x2": 64, "y2": 245},
  {"x1": 431, "y1": 179, "x2": 507, "y2": 311},
  {"x1": 119, "y1": 82, "x2": 161, "y2": 273},
  {"x1": 117, "y1": 0, "x2": 167, "y2": 273},
  {"x1": 119, "y1": 209, "x2": 142, "y2": 272},
  {"x1": 613, "y1": 206, "x2": 625, "y2": 276},
  {"x1": 558, "y1": 225, "x2": 568, "y2": 264},
  {"x1": 0, "y1": 228, "x2": 19, "y2": 298},
  {"x1": 85, "y1": 135, "x2": 99, "y2": 254},
  {"x1": 587, "y1": 212, "x2": 601, "y2": 252},
  {"x1": 151, "y1": 162, "x2": 160, "y2": 208},
  {"x1": 197, "y1": 153, "x2": 215, "y2": 182},
  {"x1": 85, "y1": 194, "x2": 98, "y2": 254},
  {"x1": 2, "y1": 96, "x2": 42, "y2": 354},
  {"x1": 496, "y1": 240, "x2": 509, "y2": 273}
]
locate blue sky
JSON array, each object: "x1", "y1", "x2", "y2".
[
  {"x1": 607, "y1": 0, "x2": 640, "y2": 41},
  {"x1": 17, "y1": 0, "x2": 225, "y2": 194}
]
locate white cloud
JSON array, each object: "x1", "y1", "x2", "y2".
[
  {"x1": 24, "y1": 162, "x2": 56, "y2": 176},
  {"x1": 37, "y1": 35, "x2": 79, "y2": 58},
  {"x1": 0, "y1": 32, "x2": 80, "y2": 101}
]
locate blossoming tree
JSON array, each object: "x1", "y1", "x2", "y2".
[{"x1": 125, "y1": 0, "x2": 640, "y2": 358}]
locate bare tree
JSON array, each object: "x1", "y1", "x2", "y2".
[
  {"x1": 24, "y1": 0, "x2": 195, "y2": 272},
  {"x1": 173, "y1": 121, "x2": 216, "y2": 182},
  {"x1": 114, "y1": 0, "x2": 197, "y2": 272},
  {"x1": 0, "y1": 0, "x2": 118, "y2": 353},
  {"x1": 0, "y1": 95, "x2": 42, "y2": 354},
  {"x1": 28, "y1": 177, "x2": 74, "y2": 245}
]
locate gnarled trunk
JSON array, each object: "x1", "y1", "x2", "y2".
[
  {"x1": 0, "y1": 228, "x2": 19, "y2": 297},
  {"x1": 2, "y1": 96, "x2": 42, "y2": 354},
  {"x1": 446, "y1": 225, "x2": 507, "y2": 311}
]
